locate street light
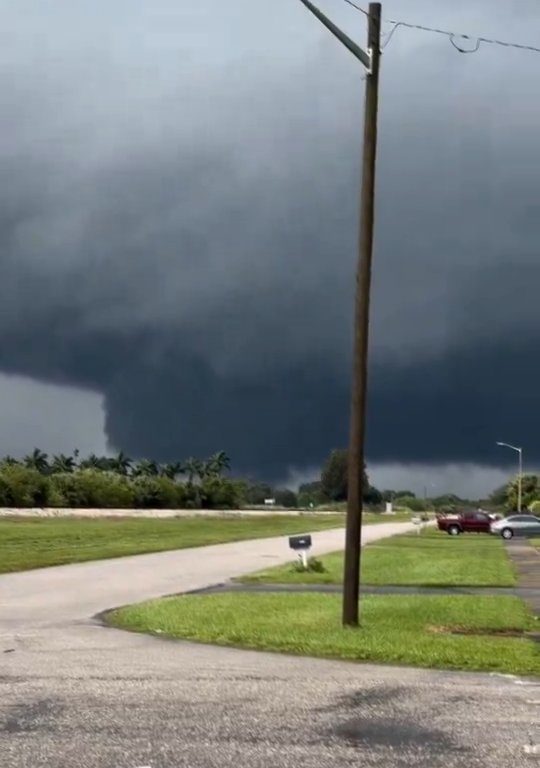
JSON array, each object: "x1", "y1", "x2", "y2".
[{"x1": 496, "y1": 441, "x2": 523, "y2": 512}]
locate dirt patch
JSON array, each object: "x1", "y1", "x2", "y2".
[{"x1": 427, "y1": 625, "x2": 527, "y2": 638}]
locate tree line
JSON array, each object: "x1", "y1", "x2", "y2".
[
  {"x1": 0, "y1": 445, "x2": 491, "y2": 513},
  {"x1": 8, "y1": 448, "x2": 231, "y2": 481},
  {"x1": 489, "y1": 474, "x2": 540, "y2": 513},
  {"x1": 0, "y1": 449, "x2": 243, "y2": 510}
]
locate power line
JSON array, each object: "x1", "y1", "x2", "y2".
[
  {"x1": 341, "y1": 0, "x2": 369, "y2": 16},
  {"x1": 382, "y1": 18, "x2": 540, "y2": 55},
  {"x1": 340, "y1": 2, "x2": 540, "y2": 56}
]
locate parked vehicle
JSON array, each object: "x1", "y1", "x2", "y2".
[
  {"x1": 490, "y1": 514, "x2": 540, "y2": 540},
  {"x1": 436, "y1": 510, "x2": 493, "y2": 535}
]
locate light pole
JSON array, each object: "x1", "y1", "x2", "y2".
[
  {"x1": 296, "y1": 0, "x2": 382, "y2": 627},
  {"x1": 496, "y1": 441, "x2": 523, "y2": 512}
]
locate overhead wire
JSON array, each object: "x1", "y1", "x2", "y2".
[
  {"x1": 382, "y1": 18, "x2": 540, "y2": 55},
  {"x1": 340, "y1": 0, "x2": 369, "y2": 16},
  {"x1": 338, "y1": 0, "x2": 540, "y2": 56}
]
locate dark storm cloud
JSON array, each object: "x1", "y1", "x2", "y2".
[{"x1": 1, "y1": 0, "x2": 539, "y2": 477}]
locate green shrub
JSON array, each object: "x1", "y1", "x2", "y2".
[
  {"x1": 49, "y1": 470, "x2": 134, "y2": 508},
  {"x1": 0, "y1": 465, "x2": 247, "y2": 511},
  {"x1": 0, "y1": 465, "x2": 49, "y2": 507},
  {"x1": 530, "y1": 500, "x2": 540, "y2": 514},
  {"x1": 200, "y1": 478, "x2": 246, "y2": 510},
  {"x1": 132, "y1": 476, "x2": 182, "y2": 509},
  {"x1": 293, "y1": 556, "x2": 327, "y2": 573},
  {"x1": 394, "y1": 495, "x2": 426, "y2": 512}
]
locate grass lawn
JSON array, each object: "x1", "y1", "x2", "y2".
[
  {"x1": 108, "y1": 592, "x2": 540, "y2": 677},
  {"x1": 0, "y1": 514, "x2": 346, "y2": 574},
  {"x1": 239, "y1": 529, "x2": 516, "y2": 587},
  {"x1": 531, "y1": 539, "x2": 540, "y2": 550}
]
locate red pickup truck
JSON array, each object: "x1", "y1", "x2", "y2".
[{"x1": 437, "y1": 510, "x2": 499, "y2": 535}]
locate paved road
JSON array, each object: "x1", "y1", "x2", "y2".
[{"x1": 1, "y1": 522, "x2": 538, "y2": 767}]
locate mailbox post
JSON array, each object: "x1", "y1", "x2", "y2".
[{"x1": 289, "y1": 534, "x2": 312, "y2": 569}]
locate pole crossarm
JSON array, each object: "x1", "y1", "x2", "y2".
[{"x1": 297, "y1": 0, "x2": 373, "y2": 70}]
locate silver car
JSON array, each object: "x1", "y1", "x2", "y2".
[{"x1": 490, "y1": 514, "x2": 540, "y2": 540}]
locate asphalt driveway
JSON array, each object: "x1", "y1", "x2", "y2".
[{"x1": 1, "y1": 521, "x2": 538, "y2": 767}]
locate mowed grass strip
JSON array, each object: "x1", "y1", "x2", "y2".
[
  {"x1": 0, "y1": 514, "x2": 345, "y2": 574},
  {"x1": 108, "y1": 592, "x2": 539, "y2": 677},
  {"x1": 239, "y1": 529, "x2": 516, "y2": 587}
]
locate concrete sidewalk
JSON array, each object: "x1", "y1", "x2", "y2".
[{"x1": 505, "y1": 539, "x2": 540, "y2": 615}]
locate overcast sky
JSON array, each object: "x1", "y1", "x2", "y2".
[{"x1": 1, "y1": 0, "x2": 539, "y2": 495}]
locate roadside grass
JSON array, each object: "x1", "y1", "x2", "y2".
[
  {"x1": 357, "y1": 512, "x2": 414, "y2": 524},
  {"x1": 239, "y1": 529, "x2": 517, "y2": 587},
  {"x1": 108, "y1": 592, "x2": 539, "y2": 677},
  {"x1": 531, "y1": 539, "x2": 540, "y2": 550},
  {"x1": 0, "y1": 514, "x2": 346, "y2": 574}
]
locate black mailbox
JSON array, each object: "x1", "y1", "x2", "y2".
[{"x1": 289, "y1": 534, "x2": 312, "y2": 551}]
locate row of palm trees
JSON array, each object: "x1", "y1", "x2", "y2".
[{"x1": 2, "y1": 449, "x2": 231, "y2": 482}]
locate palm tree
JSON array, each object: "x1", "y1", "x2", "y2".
[
  {"x1": 132, "y1": 459, "x2": 159, "y2": 478},
  {"x1": 184, "y1": 457, "x2": 204, "y2": 486},
  {"x1": 2, "y1": 455, "x2": 19, "y2": 467},
  {"x1": 79, "y1": 453, "x2": 105, "y2": 471},
  {"x1": 207, "y1": 451, "x2": 231, "y2": 477},
  {"x1": 24, "y1": 448, "x2": 49, "y2": 474},
  {"x1": 160, "y1": 462, "x2": 184, "y2": 481},
  {"x1": 51, "y1": 454, "x2": 76, "y2": 474},
  {"x1": 109, "y1": 452, "x2": 132, "y2": 476}
]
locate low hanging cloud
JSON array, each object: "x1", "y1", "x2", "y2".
[{"x1": 0, "y1": 0, "x2": 539, "y2": 479}]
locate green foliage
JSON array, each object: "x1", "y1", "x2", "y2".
[
  {"x1": 132, "y1": 459, "x2": 160, "y2": 478},
  {"x1": 297, "y1": 481, "x2": 325, "y2": 507},
  {"x1": 491, "y1": 475, "x2": 540, "y2": 511},
  {"x1": 320, "y1": 449, "x2": 375, "y2": 503},
  {"x1": 0, "y1": 450, "x2": 248, "y2": 510},
  {"x1": 273, "y1": 489, "x2": 298, "y2": 508},
  {"x1": 395, "y1": 490, "x2": 416, "y2": 499},
  {"x1": 244, "y1": 483, "x2": 274, "y2": 506},
  {"x1": 131, "y1": 476, "x2": 182, "y2": 509},
  {"x1": 50, "y1": 454, "x2": 77, "y2": 474},
  {"x1": 109, "y1": 452, "x2": 132, "y2": 476},
  {"x1": 79, "y1": 454, "x2": 108, "y2": 471},
  {"x1": 530, "y1": 500, "x2": 540, "y2": 514},
  {"x1": 432, "y1": 494, "x2": 463, "y2": 509},
  {"x1": 200, "y1": 477, "x2": 246, "y2": 510},
  {"x1": 489, "y1": 483, "x2": 508, "y2": 507},
  {"x1": 184, "y1": 457, "x2": 205, "y2": 484},
  {"x1": 23, "y1": 448, "x2": 49, "y2": 474},
  {"x1": 49, "y1": 470, "x2": 135, "y2": 508},
  {"x1": 292, "y1": 556, "x2": 327, "y2": 574},
  {"x1": 207, "y1": 451, "x2": 231, "y2": 477},
  {"x1": 394, "y1": 495, "x2": 427, "y2": 512},
  {"x1": 507, "y1": 474, "x2": 539, "y2": 510},
  {"x1": 364, "y1": 485, "x2": 383, "y2": 505},
  {"x1": 320, "y1": 449, "x2": 348, "y2": 501},
  {"x1": 0, "y1": 465, "x2": 49, "y2": 507},
  {"x1": 160, "y1": 462, "x2": 184, "y2": 480}
]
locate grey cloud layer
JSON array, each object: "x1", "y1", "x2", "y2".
[{"x1": 1, "y1": 0, "x2": 539, "y2": 475}]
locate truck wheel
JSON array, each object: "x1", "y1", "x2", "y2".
[
  {"x1": 501, "y1": 527, "x2": 514, "y2": 540},
  {"x1": 448, "y1": 525, "x2": 461, "y2": 536}
]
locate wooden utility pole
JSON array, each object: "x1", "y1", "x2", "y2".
[
  {"x1": 342, "y1": 2, "x2": 382, "y2": 627},
  {"x1": 296, "y1": 1, "x2": 382, "y2": 627}
]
